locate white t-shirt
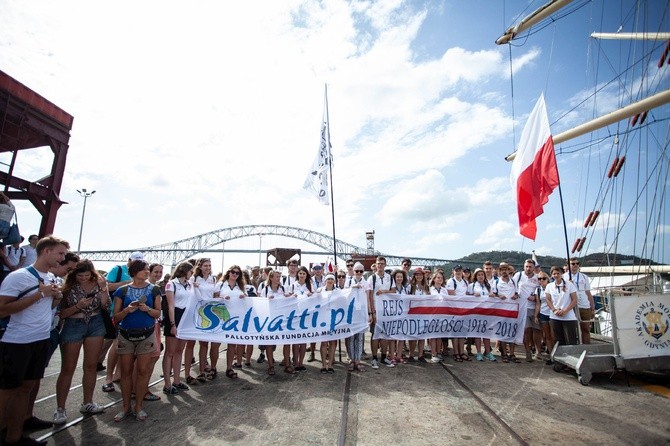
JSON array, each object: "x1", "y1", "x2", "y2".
[
  {"x1": 4, "y1": 246, "x2": 25, "y2": 272},
  {"x1": 282, "y1": 275, "x2": 298, "y2": 289},
  {"x1": 430, "y1": 285, "x2": 448, "y2": 297},
  {"x1": 261, "y1": 284, "x2": 285, "y2": 298},
  {"x1": 514, "y1": 272, "x2": 539, "y2": 309},
  {"x1": 347, "y1": 276, "x2": 370, "y2": 291},
  {"x1": 192, "y1": 275, "x2": 218, "y2": 300},
  {"x1": 538, "y1": 287, "x2": 550, "y2": 316},
  {"x1": 289, "y1": 282, "x2": 311, "y2": 297},
  {"x1": 367, "y1": 272, "x2": 391, "y2": 294},
  {"x1": 492, "y1": 277, "x2": 518, "y2": 298},
  {"x1": 563, "y1": 272, "x2": 591, "y2": 309},
  {"x1": 546, "y1": 280, "x2": 578, "y2": 321},
  {"x1": 22, "y1": 245, "x2": 37, "y2": 266},
  {"x1": 0, "y1": 267, "x2": 54, "y2": 343},
  {"x1": 165, "y1": 278, "x2": 194, "y2": 309},
  {"x1": 446, "y1": 277, "x2": 468, "y2": 296},
  {"x1": 311, "y1": 275, "x2": 325, "y2": 290},
  {"x1": 468, "y1": 281, "x2": 491, "y2": 297}
]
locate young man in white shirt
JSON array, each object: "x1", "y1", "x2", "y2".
[
  {"x1": 514, "y1": 259, "x2": 542, "y2": 361},
  {"x1": 0, "y1": 236, "x2": 69, "y2": 446},
  {"x1": 367, "y1": 256, "x2": 393, "y2": 368},
  {"x1": 564, "y1": 258, "x2": 595, "y2": 344},
  {"x1": 22, "y1": 236, "x2": 38, "y2": 268},
  {"x1": 4, "y1": 239, "x2": 26, "y2": 273},
  {"x1": 307, "y1": 264, "x2": 325, "y2": 362},
  {"x1": 492, "y1": 262, "x2": 520, "y2": 363}
]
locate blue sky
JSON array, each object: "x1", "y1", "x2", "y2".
[{"x1": 1, "y1": 0, "x2": 668, "y2": 272}]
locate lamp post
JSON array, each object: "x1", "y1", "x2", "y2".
[{"x1": 76, "y1": 188, "x2": 96, "y2": 252}]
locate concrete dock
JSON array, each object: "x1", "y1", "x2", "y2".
[{"x1": 25, "y1": 343, "x2": 670, "y2": 445}]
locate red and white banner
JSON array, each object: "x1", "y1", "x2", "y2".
[
  {"x1": 373, "y1": 295, "x2": 528, "y2": 344},
  {"x1": 510, "y1": 94, "x2": 560, "y2": 240}
]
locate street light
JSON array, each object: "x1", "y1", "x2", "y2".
[{"x1": 76, "y1": 188, "x2": 96, "y2": 252}]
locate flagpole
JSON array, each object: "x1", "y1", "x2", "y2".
[{"x1": 324, "y1": 84, "x2": 343, "y2": 364}]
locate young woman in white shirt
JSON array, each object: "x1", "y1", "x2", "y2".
[
  {"x1": 428, "y1": 271, "x2": 447, "y2": 363},
  {"x1": 219, "y1": 265, "x2": 247, "y2": 379},
  {"x1": 535, "y1": 272, "x2": 555, "y2": 364},
  {"x1": 467, "y1": 269, "x2": 496, "y2": 362},
  {"x1": 317, "y1": 274, "x2": 338, "y2": 373},
  {"x1": 192, "y1": 258, "x2": 220, "y2": 381},
  {"x1": 162, "y1": 262, "x2": 194, "y2": 393},
  {"x1": 260, "y1": 270, "x2": 286, "y2": 375},
  {"x1": 545, "y1": 266, "x2": 579, "y2": 346},
  {"x1": 408, "y1": 267, "x2": 429, "y2": 362},
  {"x1": 287, "y1": 266, "x2": 313, "y2": 372}
]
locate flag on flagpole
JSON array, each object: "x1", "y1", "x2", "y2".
[
  {"x1": 510, "y1": 94, "x2": 560, "y2": 240},
  {"x1": 303, "y1": 87, "x2": 332, "y2": 206},
  {"x1": 325, "y1": 257, "x2": 335, "y2": 273}
]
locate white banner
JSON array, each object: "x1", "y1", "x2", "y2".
[
  {"x1": 177, "y1": 288, "x2": 368, "y2": 345},
  {"x1": 613, "y1": 294, "x2": 670, "y2": 359},
  {"x1": 373, "y1": 295, "x2": 528, "y2": 344}
]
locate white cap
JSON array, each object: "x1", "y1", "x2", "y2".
[
  {"x1": 129, "y1": 251, "x2": 145, "y2": 261},
  {"x1": 353, "y1": 262, "x2": 365, "y2": 271}
]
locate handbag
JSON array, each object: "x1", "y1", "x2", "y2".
[
  {"x1": 4, "y1": 222, "x2": 20, "y2": 245},
  {"x1": 101, "y1": 309, "x2": 118, "y2": 339}
]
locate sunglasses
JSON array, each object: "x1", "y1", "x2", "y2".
[
  {"x1": 538, "y1": 277, "x2": 549, "y2": 281},
  {"x1": 337, "y1": 275, "x2": 346, "y2": 278},
  {"x1": 570, "y1": 263, "x2": 579, "y2": 265},
  {"x1": 355, "y1": 270, "x2": 364, "y2": 273},
  {"x1": 346, "y1": 264, "x2": 354, "y2": 267},
  {"x1": 230, "y1": 271, "x2": 240, "y2": 275}
]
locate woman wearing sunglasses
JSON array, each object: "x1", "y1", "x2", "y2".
[
  {"x1": 545, "y1": 266, "x2": 579, "y2": 347},
  {"x1": 536, "y1": 272, "x2": 555, "y2": 364},
  {"x1": 192, "y1": 258, "x2": 221, "y2": 381},
  {"x1": 218, "y1": 265, "x2": 247, "y2": 379}
]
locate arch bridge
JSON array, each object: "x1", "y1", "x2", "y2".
[{"x1": 80, "y1": 224, "x2": 461, "y2": 269}]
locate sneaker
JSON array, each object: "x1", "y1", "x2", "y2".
[
  {"x1": 53, "y1": 408, "x2": 68, "y2": 425},
  {"x1": 80, "y1": 402, "x2": 105, "y2": 414},
  {"x1": 437, "y1": 353, "x2": 444, "y2": 361},
  {"x1": 526, "y1": 351, "x2": 533, "y2": 362},
  {"x1": 256, "y1": 352, "x2": 265, "y2": 364},
  {"x1": 370, "y1": 359, "x2": 379, "y2": 369},
  {"x1": 534, "y1": 353, "x2": 543, "y2": 361},
  {"x1": 382, "y1": 357, "x2": 393, "y2": 366},
  {"x1": 163, "y1": 385, "x2": 179, "y2": 395},
  {"x1": 430, "y1": 356, "x2": 441, "y2": 363},
  {"x1": 96, "y1": 362, "x2": 106, "y2": 372},
  {"x1": 476, "y1": 353, "x2": 484, "y2": 361},
  {"x1": 174, "y1": 382, "x2": 190, "y2": 391},
  {"x1": 307, "y1": 352, "x2": 316, "y2": 362},
  {"x1": 485, "y1": 352, "x2": 497, "y2": 362},
  {"x1": 385, "y1": 360, "x2": 396, "y2": 368}
]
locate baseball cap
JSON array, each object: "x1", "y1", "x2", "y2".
[
  {"x1": 312, "y1": 264, "x2": 323, "y2": 270},
  {"x1": 129, "y1": 251, "x2": 144, "y2": 261},
  {"x1": 453, "y1": 264, "x2": 463, "y2": 271}
]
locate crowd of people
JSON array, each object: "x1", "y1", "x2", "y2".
[{"x1": 0, "y1": 233, "x2": 595, "y2": 445}]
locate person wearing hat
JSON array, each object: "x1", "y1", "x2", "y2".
[
  {"x1": 99, "y1": 251, "x2": 144, "y2": 389},
  {"x1": 467, "y1": 268, "x2": 497, "y2": 362},
  {"x1": 492, "y1": 262, "x2": 520, "y2": 363}
]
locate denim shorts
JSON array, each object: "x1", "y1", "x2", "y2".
[{"x1": 59, "y1": 313, "x2": 106, "y2": 344}]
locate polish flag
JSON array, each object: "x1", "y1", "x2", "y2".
[
  {"x1": 325, "y1": 257, "x2": 335, "y2": 273},
  {"x1": 510, "y1": 94, "x2": 560, "y2": 240}
]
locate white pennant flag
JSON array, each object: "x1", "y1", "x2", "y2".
[{"x1": 303, "y1": 86, "x2": 332, "y2": 206}]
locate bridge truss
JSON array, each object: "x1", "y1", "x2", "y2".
[{"x1": 80, "y1": 224, "x2": 459, "y2": 269}]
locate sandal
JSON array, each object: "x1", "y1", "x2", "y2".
[
  {"x1": 327, "y1": 368, "x2": 335, "y2": 374},
  {"x1": 196, "y1": 373, "x2": 207, "y2": 383},
  {"x1": 208, "y1": 368, "x2": 217, "y2": 380},
  {"x1": 460, "y1": 354, "x2": 471, "y2": 362},
  {"x1": 268, "y1": 366, "x2": 275, "y2": 376},
  {"x1": 284, "y1": 366, "x2": 294, "y2": 374},
  {"x1": 453, "y1": 355, "x2": 463, "y2": 363},
  {"x1": 509, "y1": 355, "x2": 521, "y2": 363},
  {"x1": 354, "y1": 364, "x2": 365, "y2": 372},
  {"x1": 186, "y1": 376, "x2": 196, "y2": 385},
  {"x1": 114, "y1": 410, "x2": 131, "y2": 422},
  {"x1": 320, "y1": 368, "x2": 328, "y2": 373},
  {"x1": 102, "y1": 383, "x2": 115, "y2": 393},
  {"x1": 135, "y1": 409, "x2": 148, "y2": 422},
  {"x1": 244, "y1": 362, "x2": 251, "y2": 367},
  {"x1": 501, "y1": 355, "x2": 510, "y2": 363},
  {"x1": 232, "y1": 362, "x2": 242, "y2": 369},
  {"x1": 225, "y1": 369, "x2": 238, "y2": 379}
]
